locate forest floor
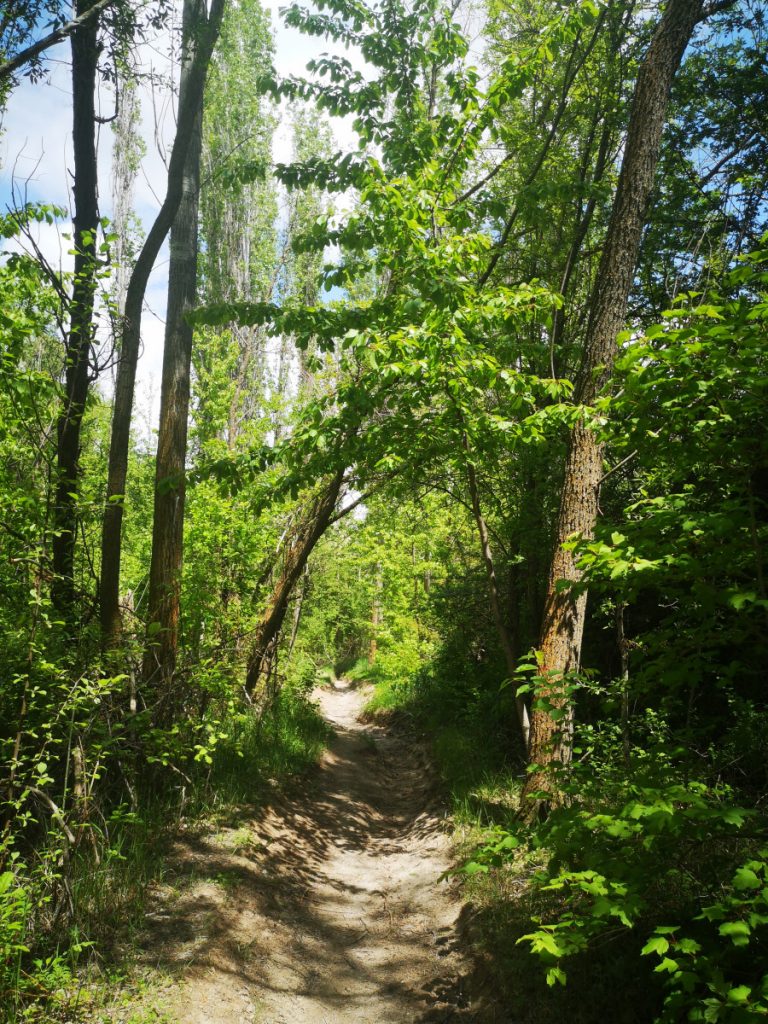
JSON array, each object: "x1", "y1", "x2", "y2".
[{"x1": 106, "y1": 680, "x2": 496, "y2": 1024}]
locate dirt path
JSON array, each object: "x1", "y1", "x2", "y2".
[{"x1": 133, "y1": 682, "x2": 482, "y2": 1023}]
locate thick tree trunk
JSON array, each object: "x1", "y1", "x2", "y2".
[
  {"x1": 51, "y1": 0, "x2": 99, "y2": 617},
  {"x1": 522, "y1": 0, "x2": 703, "y2": 813},
  {"x1": 142, "y1": 88, "x2": 204, "y2": 696},
  {"x1": 245, "y1": 471, "x2": 344, "y2": 699},
  {"x1": 99, "y1": 0, "x2": 225, "y2": 645}
]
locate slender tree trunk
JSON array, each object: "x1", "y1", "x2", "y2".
[
  {"x1": 245, "y1": 471, "x2": 344, "y2": 699},
  {"x1": 465, "y1": 443, "x2": 530, "y2": 745},
  {"x1": 549, "y1": 117, "x2": 612, "y2": 359},
  {"x1": 369, "y1": 563, "x2": 382, "y2": 664},
  {"x1": 522, "y1": 0, "x2": 703, "y2": 813},
  {"x1": 99, "y1": 0, "x2": 225, "y2": 645},
  {"x1": 287, "y1": 564, "x2": 309, "y2": 661},
  {"x1": 51, "y1": 0, "x2": 99, "y2": 617},
  {"x1": 142, "y1": 82, "x2": 204, "y2": 696}
]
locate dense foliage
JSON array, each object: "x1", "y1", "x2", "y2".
[{"x1": 0, "y1": 0, "x2": 766, "y2": 1021}]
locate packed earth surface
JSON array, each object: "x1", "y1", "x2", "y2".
[{"x1": 123, "y1": 681, "x2": 492, "y2": 1023}]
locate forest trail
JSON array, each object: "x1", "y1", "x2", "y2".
[{"x1": 134, "y1": 681, "x2": 481, "y2": 1023}]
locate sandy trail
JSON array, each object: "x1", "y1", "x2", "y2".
[{"x1": 137, "y1": 682, "x2": 480, "y2": 1023}]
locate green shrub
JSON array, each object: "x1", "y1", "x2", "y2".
[{"x1": 464, "y1": 769, "x2": 768, "y2": 1021}]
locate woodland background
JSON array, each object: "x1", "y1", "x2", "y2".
[{"x1": 0, "y1": 0, "x2": 766, "y2": 1020}]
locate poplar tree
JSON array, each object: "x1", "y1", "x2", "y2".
[{"x1": 197, "y1": 0, "x2": 277, "y2": 447}]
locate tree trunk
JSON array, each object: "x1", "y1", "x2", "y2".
[
  {"x1": 99, "y1": 0, "x2": 225, "y2": 645},
  {"x1": 465, "y1": 441, "x2": 530, "y2": 745},
  {"x1": 369, "y1": 563, "x2": 382, "y2": 664},
  {"x1": 522, "y1": 0, "x2": 704, "y2": 814},
  {"x1": 51, "y1": 0, "x2": 99, "y2": 618},
  {"x1": 245, "y1": 471, "x2": 344, "y2": 699},
  {"x1": 142, "y1": 77, "x2": 204, "y2": 697},
  {"x1": 287, "y1": 564, "x2": 309, "y2": 661},
  {"x1": 617, "y1": 601, "x2": 631, "y2": 766}
]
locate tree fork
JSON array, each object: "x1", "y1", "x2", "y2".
[
  {"x1": 99, "y1": 0, "x2": 225, "y2": 646},
  {"x1": 141, "y1": 88, "x2": 203, "y2": 701}
]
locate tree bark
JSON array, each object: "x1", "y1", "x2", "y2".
[
  {"x1": 51, "y1": 0, "x2": 100, "y2": 617},
  {"x1": 522, "y1": 0, "x2": 704, "y2": 814},
  {"x1": 99, "y1": 0, "x2": 225, "y2": 645},
  {"x1": 142, "y1": 57, "x2": 204, "y2": 697},
  {"x1": 111, "y1": 56, "x2": 143, "y2": 320},
  {"x1": 245, "y1": 471, "x2": 344, "y2": 699}
]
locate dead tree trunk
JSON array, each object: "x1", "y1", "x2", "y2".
[
  {"x1": 99, "y1": 0, "x2": 225, "y2": 646},
  {"x1": 522, "y1": 0, "x2": 704, "y2": 813},
  {"x1": 245, "y1": 471, "x2": 344, "y2": 699},
  {"x1": 51, "y1": 0, "x2": 100, "y2": 618}
]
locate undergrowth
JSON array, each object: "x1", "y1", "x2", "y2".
[
  {"x1": 1, "y1": 686, "x2": 329, "y2": 1024},
  {"x1": 360, "y1": 659, "x2": 768, "y2": 1019}
]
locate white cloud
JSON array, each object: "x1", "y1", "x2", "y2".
[{"x1": 2, "y1": 215, "x2": 73, "y2": 276}]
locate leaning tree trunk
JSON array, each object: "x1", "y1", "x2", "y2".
[
  {"x1": 51, "y1": 0, "x2": 100, "y2": 618},
  {"x1": 245, "y1": 471, "x2": 344, "y2": 699},
  {"x1": 521, "y1": 0, "x2": 704, "y2": 814},
  {"x1": 142, "y1": 84, "x2": 204, "y2": 702},
  {"x1": 99, "y1": 0, "x2": 225, "y2": 646}
]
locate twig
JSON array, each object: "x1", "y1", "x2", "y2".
[
  {"x1": 599, "y1": 448, "x2": 638, "y2": 485},
  {"x1": 26, "y1": 787, "x2": 77, "y2": 847}
]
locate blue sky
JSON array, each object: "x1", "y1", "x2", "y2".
[{"x1": 0, "y1": 0, "x2": 362, "y2": 433}]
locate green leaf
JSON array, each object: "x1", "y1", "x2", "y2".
[
  {"x1": 641, "y1": 935, "x2": 670, "y2": 956},
  {"x1": 719, "y1": 921, "x2": 751, "y2": 946},
  {"x1": 462, "y1": 861, "x2": 489, "y2": 876},
  {"x1": 654, "y1": 957, "x2": 681, "y2": 974},
  {"x1": 733, "y1": 867, "x2": 761, "y2": 891},
  {"x1": 546, "y1": 966, "x2": 567, "y2": 987},
  {"x1": 727, "y1": 986, "x2": 752, "y2": 1004}
]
